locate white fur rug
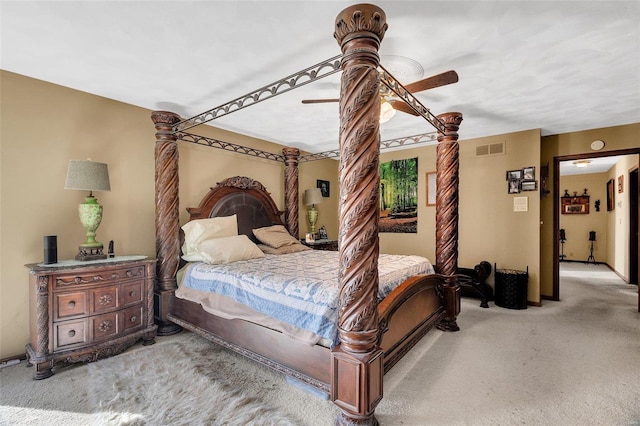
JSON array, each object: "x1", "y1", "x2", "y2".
[{"x1": 88, "y1": 332, "x2": 296, "y2": 425}]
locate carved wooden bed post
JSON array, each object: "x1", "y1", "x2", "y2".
[
  {"x1": 435, "y1": 111, "x2": 463, "y2": 332},
  {"x1": 151, "y1": 111, "x2": 182, "y2": 336},
  {"x1": 332, "y1": 4, "x2": 387, "y2": 425},
  {"x1": 283, "y1": 147, "x2": 300, "y2": 238}
]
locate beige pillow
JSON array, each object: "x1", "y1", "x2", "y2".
[
  {"x1": 196, "y1": 235, "x2": 265, "y2": 265},
  {"x1": 257, "y1": 243, "x2": 311, "y2": 255},
  {"x1": 252, "y1": 225, "x2": 299, "y2": 248},
  {"x1": 181, "y1": 215, "x2": 238, "y2": 260}
]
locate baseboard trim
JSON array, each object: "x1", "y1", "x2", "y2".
[
  {"x1": 559, "y1": 259, "x2": 605, "y2": 265},
  {"x1": 604, "y1": 263, "x2": 631, "y2": 283},
  {"x1": 527, "y1": 300, "x2": 542, "y2": 307},
  {"x1": 0, "y1": 353, "x2": 27, "y2": 368}
]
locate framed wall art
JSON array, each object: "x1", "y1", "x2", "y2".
[
  {"x1": 506, "y1": 169, "x2": 523, "y2": 181},
  {"x1": 607, "y1": 178, "x2": 615, "y2": 211},
  {"x1": 618, "y1": 175, "x2": 624, "y2": 193},
  {"x1": 317, "y1": 179, "x2": 330, "y2": 197},
  {"x1": 561, "y1": 194, "x2": 590, "y2": 214},
  {"x1": 523, "y1": 166, "x2": 535, "y2": 180},
  {"x1": 508, "y1": 180, "x2": 521, "y2": 194},
  {"x1": 425, "y1": 171, "x2": 436, "y2": 206}
]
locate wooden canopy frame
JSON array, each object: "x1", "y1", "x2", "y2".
[{"x1": 152, "y1": 4, "x2": 462, "y2": 425}]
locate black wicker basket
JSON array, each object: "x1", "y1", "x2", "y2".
[{"x1": 494, "y1": 266, "x2": 528, "y2": 309}]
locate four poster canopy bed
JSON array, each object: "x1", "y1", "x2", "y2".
[{"x1": 152, "y1": 4, "x2": 464, "y2": 425}]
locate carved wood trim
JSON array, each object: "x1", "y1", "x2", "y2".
[
  {"x1": 435, "y1": 111, "x2": 463, "y2": 332},
  {"x1": 152, "y1": 111, "x2": 182, "y2": 334},
  {"x1": 186, "y1": 176, "x2": 284, "y2": 225},
  {"x1": 36, "y1": 276, "x2": 49, "y2": 354},
  {"x1": 333, "y1": 4, "x2": 386, "y2": 425},
  {"x1": 283, "y1": 148, "x2": 300, "y2": 238}
]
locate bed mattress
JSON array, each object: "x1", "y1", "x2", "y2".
[{"x1": 176, "y1": 250, "x2": 434, "y2": 347}]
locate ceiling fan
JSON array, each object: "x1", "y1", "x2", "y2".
[{"x1": 301, "y1": 70, "x2": 459, "y2": 118}]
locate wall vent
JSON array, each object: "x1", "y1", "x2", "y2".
[{"x1": 476, "y1": 141, "x2": 505, "y2": 157}]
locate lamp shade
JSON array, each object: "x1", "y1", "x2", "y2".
[
  {"x1": 379, "y1": 98, "x2": 397, "y2": 123},
  {"x1": 65, "y1": 160, "x2": 111, "y2": 192},
  {"x1": 304, "y1": 188, "x2": 323, "y2": 206}
]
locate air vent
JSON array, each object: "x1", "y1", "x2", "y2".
[{"x1": 475, "y1": 141, "x2": 505, "y2": 157}]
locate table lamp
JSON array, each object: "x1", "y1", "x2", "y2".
[
  {"x1": 303, "y1": 188, "x2": 323, "y2": 234},
  {"x1": 65, "y1": 160, "x2": 111, "y2": 260}
]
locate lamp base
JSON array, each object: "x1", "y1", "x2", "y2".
[{"x1": 75, "y1": 245, "x2": 107, "y2": 261}]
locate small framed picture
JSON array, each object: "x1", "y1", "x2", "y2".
[
  {"x1": 618, "y1": 175, "x2": 624, "y2": 193},
  {"x1": 506, "y1": 169, "x2": 523, "y2": 181},
  {"x1": 523, "y1": 166, "x2": 535, "y2": 180},
  {"x1": 425, "y1": 171, "x2": 436, "y2": 206},
  {"x1": 521, "y1": 180, "x2": 537, "y2": 191},
  {"x1": 508, "y1": 179, "x2": 521, "y2": 194},
  {"x1": 317, "y1": 179, "x2": 330, "y2": 197}
]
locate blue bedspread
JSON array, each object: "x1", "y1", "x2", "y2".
[{"x1": 180, "y1": 250, "x2": 434, "y2": 346}]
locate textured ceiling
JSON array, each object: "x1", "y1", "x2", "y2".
[{"x1": 2, "y1": 1, "x2": 639, "y2": 155}]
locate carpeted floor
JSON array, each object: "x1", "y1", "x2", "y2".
[{"x1": 1, "y1": 263, "x2": 638, "y2": 425}]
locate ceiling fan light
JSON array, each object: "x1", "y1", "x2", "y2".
[{"x1": 380, "y1": 99, "x2": 396, "y2": 123}]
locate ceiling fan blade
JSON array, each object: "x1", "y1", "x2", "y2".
[
  {"x1": 403, "y1": 70, "x2": 458, "y2": 94},
  {"x1": 388, "y1": 100, "x2": 419, "y2": 116},
  {"x1": 301, "y1": 98, "x2": 339, "y2": 104}
]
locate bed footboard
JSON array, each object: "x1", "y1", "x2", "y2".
[{"x1": 377, "y1": 274, "x2": 447, "y2": 372}]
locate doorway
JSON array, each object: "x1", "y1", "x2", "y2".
[
  {"x1": 629, "y1": 167, "x2": 638, "y2": 286},
  {"x1": 553, "y1": 148, "x2": 640, "y2": 301}
]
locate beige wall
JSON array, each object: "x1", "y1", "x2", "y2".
[
  {"x1": 380, "y1": 129, "x2": 542, "y2": 304},
  {"x1": 0, "y1": 71, "x2": 338, "y2": 359},
  {"x1": 3, "y1": 69, "x2": 638, "y2": 358},
  {"x1": 607, "y1": 155, "x2": 639, "y2": 281},
  {"x1": 559, "y1": 173, "x2": 608, "y2": 262},
  {"x1": 540, "y1": 123, "x2": 640, "y2": 297}
]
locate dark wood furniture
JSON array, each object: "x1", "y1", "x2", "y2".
[
  {"x1": 169, "y1": 177, "x2": 449, "y2": 388},
  {"x1": 152, "y1": 4, "x2": 463, "y2": 424},
  {"x1": 456, "y1": 261, "x2": 493, "y2": 308},
  {"x1": 25, "y1": 257, "x2": 157, "y2": 379},
  {"x1": 301, "y1": 239, "x2": 339, "y2": 251}
]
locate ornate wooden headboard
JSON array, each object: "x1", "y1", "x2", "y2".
[{"x1": 186, "y1": 176, "x2": 285, "y2": 241}]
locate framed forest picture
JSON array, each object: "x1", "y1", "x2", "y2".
[{"x1": 379, "y1": 157, "x2": 418, "y2": 233}]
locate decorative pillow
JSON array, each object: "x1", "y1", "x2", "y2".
[
  {"x1": 257, "y1": 243, "x2": 311, "y2": 255},
  {"x1": 196, "y1": 235, "x2": 265, "y2": 265},
  {"x1": 181, "y1": 215, "x2": 238, "y2": 260},
  {"x1": 252, "y1": 225, "x2": 299, "y2": 249}
]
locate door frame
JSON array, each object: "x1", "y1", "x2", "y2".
[{"x1": 553, "y1": 147, "x2": 640, "y2": 301}]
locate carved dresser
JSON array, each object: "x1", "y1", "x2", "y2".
[{"x1": 25, "y1": 256, "x2": 157, "y2": 379}]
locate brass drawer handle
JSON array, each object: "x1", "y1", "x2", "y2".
[
  {"x1": 130, "y1": 291, "x2": 137, "y2": 297},
  {"x1": 68, "y1": 330, "x2": 76, "y2": 337},
  {"x1": 130, "y1": 316, "x2": 137, "y2": 323},
  {"x1": 68, "y1": 301, "x2": 76, "y2": 309}
]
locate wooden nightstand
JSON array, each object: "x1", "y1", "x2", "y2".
[
  {"x1": 25, "y1": 256, "x2": 157, "y2": 379},
  {"x1": 301, "y1": 239, "x2": 339, "y2": 251}
]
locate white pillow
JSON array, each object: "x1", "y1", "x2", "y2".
[
  {"x1": 252, "y1": 225, "x2": 299, "y2": 248},
  {"x1": 181, "y1": 215, "x2": 238, "y2": 260},
  {"x1": 196, "y1": 235, "x2": 265, "y2": 265}
]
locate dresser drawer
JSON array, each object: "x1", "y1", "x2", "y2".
[
  {"x1": 91, "y1": 312, "x2": 120, "y2": 342},
  {"x1": 121, "y1": 281, "x2": 143, "y2": 307},
  {"x1": 26, "y1": 257, "x2": 157, "y2": 380},
  {"x1": 52, "y1": 264, "x2": 146, "y2": 290},
  {"x1": 54, "y1": 319, "x2": 88, "y2": 350},
  {"x1": 123, "y1": 305, "x2": 144, "y2": 333},
  {"x1": 91, "y1": 286, "x2": 119, "y2": 314},
  {"x1": 54, "y1": 291, "x2": 88, "y2": 320}
]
